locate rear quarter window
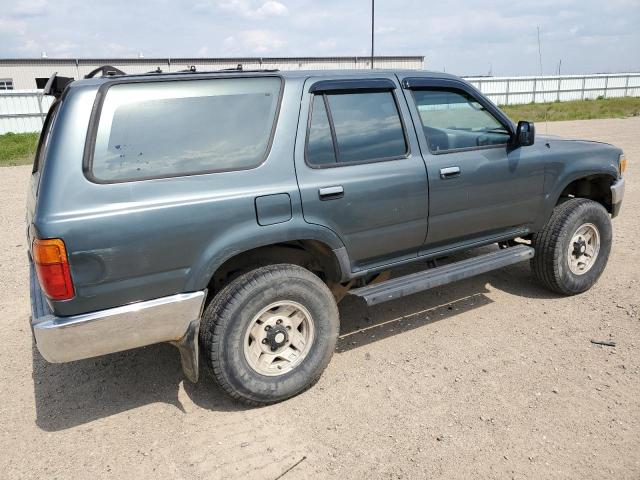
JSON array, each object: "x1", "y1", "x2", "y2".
[
  {"x1": 89, "y1": 77, "x2": 282, "y2": 182},
  {"x1": 33, "y1": 101, "x2": 60, "y2": 174}
]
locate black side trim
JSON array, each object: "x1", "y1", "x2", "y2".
[{"x1": 309, "y1": 78, "x2": 396, "y2": 93}]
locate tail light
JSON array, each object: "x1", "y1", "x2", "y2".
[{"x1": 32, "y1": 238, "x2": 75, "y2": 300}]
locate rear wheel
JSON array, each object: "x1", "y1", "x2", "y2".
[
  {"x1": 200, "y1": 264, "x2": 339, "y2": 405},
  {"x1": 531, "y1": 198, "x2": 612, "y2": 295}
]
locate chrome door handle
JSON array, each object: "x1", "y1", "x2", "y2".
[
  {"x1": 318, "y1": 186, "x2": 344, "y2": 200},
  {"x1": 440, "y1": 166, "x2": 461, "y2": 179}
]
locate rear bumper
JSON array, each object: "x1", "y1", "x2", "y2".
[
  {"x1": 611, "y1": 178, "x2": 625, "y2": 218},
  {"x1": 30, "y1": 262, "x2": 205, "y2": 381}
]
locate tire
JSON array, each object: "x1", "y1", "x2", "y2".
[
  {"x1": 531, "y1": 198, "x2": 612, "y2": 295},
  {"x1": 200, "y1": 264, "x2": 340, "y2": 405}
]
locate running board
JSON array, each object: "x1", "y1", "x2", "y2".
[{"x1": 349, "y1": 245, "x2": 534, "y2": 306}]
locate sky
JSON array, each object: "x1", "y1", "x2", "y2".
[{"x1": 0, "y1": 0, "x2": 638, "y2": 76}]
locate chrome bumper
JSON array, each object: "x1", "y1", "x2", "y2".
[
  {"x1": 30, "y1": 263, "x2": 206, "y2": 382},
  {"x1": 611, "y1": 178, "x2": 625, "y2": 218}
]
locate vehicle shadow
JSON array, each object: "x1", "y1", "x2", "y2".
[
  {"x1": 32, "y1": 247, "x2": 558, "y2": 431},
  {"x1": 31, "y1": 339, "x2": 247, "y2": 432},
  {"x1": 336, "y1": 248, "x2": 559, "y2": 352}
]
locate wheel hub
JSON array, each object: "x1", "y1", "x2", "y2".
[
  {"x1": 572, "y1": 238, "x2": 587, "y2": 257},
  {"x1": 265, "y1": 324, "x2": 289, "y2": 351}
]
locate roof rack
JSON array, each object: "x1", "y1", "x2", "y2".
[
  {"x1": 78, "y1": 64, "x2": 280, "y2": 81},
  {"x1": 84, "y1": 65, "x2": 126, "y2": 78},
  {"x1": 131, "y1": 66, "x2": 280, "y2": 77}
]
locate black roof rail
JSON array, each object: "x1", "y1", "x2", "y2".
[
  {"x1": 77, "y1": 66, "x2": 281, "y2": 81},
  {"x1": 142, "y1": 66, "x2": 280, "y2": 76},
  {"x1": 84, "y1": 65, "x2": 126, "y2": 79},
  {"x1": 221, "y1": 64, "x2": 244, "y2": 71}
]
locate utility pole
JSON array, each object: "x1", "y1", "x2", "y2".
[{"x1": 371, "y1": 0, "x2": 375, "y2": 69}]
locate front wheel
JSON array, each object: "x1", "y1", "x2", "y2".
[
  {"x1": 531, "y1": 198, "x2": 612, "y2": 295},
  {"x1": 200, "y1": 264, "x2": 339, "y2": 405}
]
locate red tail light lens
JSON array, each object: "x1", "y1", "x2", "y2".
[{"x1": 32, "y1": 238, "x2": 75, "y2": 300}]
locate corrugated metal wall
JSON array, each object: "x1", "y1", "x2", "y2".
[{"x1": 0, "y1": 57, "x2": 424, "y2": 90}]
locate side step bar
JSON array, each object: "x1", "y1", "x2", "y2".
[{"x1": 350, "y1": 245, "x2": 534, "y2": 306}]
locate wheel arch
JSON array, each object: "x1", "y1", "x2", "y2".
[
  {"x1": 185, "y1": 220, "x2": 350, "y2": 297},
  {"x1": 544, "y1": 172, "x2": 617, "y2": 222},
  {"x1": 206, "y1": 240, "x2": 345, "y2": 294}
]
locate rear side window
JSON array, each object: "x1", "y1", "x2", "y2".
[
  {"x1": 306, "y1": 90, "x2": 407, "y2": 167},
  {"x1": 90, "y1": 77, "x2": 282, "y2": 182},
  {"x1": 33, "y1": 101, "x2": 60, "y2": 174}
]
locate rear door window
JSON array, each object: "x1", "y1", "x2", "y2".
[
  {"x1": 306, "y1": 95, "x2": 337, "y2": 166},
  {"x1": 90, "y1": 77, "x2": 282, "y2": 182},
  {"x1": 306, "y1": 90, "x2": 407, "y2": 167}
]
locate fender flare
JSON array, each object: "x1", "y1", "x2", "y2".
[{"x1": 185, "y1": 218, "x2": 349, "y2": 291}]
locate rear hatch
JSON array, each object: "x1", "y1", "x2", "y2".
[
  {"x1": 27, "y1": 75, "x2": 73, "y2": 243},
  {"x1": 26, "y1": 99, "x2": 60, "y2": 250}
]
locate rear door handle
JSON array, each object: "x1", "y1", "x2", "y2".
[
  {"x1": 440, "y1": 166, "x2": 461, "y2": 179},
  {"x1": 318, "y1": 185, "x2": 344, "y2": 200}
]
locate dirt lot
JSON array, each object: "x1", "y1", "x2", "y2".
[{"x1": 1, "y1": 118, "x2": 638, "y2": 479}]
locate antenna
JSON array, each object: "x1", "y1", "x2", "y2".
[
  {"x1": 536, "y1": 25, "x2": 548, "y2": 135},
  {"x1": 370, "y1": 0, "x2": 375, "y2": 69},
  {"x1": 536, "y1": 26, "x2": 543, "y2": 76}
]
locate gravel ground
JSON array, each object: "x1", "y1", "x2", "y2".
[{"x1": 1, "y1": 118, "x2": 638, "y2": 479}]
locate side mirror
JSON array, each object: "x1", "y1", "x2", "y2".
[{"x1": 515, "y1": 120, "x2": 535, "y2": 147}]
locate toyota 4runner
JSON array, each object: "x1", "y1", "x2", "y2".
[{"x1": 28, "y1": 67, "x2": 626, "y2": 405}]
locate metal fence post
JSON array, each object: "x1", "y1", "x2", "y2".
[
  {"x1": 624, "y1": 75, "x2": 630, "y2": 97},
  {"x1": 604, "y1": 75, "x2": 609, "y2": 99},
  {"x1": 556, "y1": 76, "x2": 561, "y2": 102},
  {"x1": 581, "y1": 77, "x2": 586, "y2": 100},
  {"x1": 505, "y1": 79, "x2": 510, "y2": 105}
]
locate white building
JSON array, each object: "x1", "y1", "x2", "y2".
[{"x1": 0, "y1": 56, "x2": 425, "y2": 90}]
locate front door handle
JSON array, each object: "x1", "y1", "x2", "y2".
[
  {"x1": 318, "y1": 185, "x2": 344, "y2": 200},
  {"x1": 440, "y1": 166, "x2": 461, "y2": 179}
]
